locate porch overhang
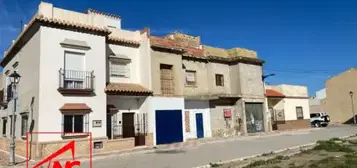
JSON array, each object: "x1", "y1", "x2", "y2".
[
  {"x1": 59, "y1": 103, "x2": 92, "y2": 113},
  {"x1": 105, "y1": 83, "x2": 153, "y2": 96}
]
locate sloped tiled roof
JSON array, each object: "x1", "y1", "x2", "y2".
[
  {"x1": 84, "y1": 9, "x2": 121, "y2": 19},
  {"x1": 150, "y1": 36, "x2": 184, "y2": 52},
  {"x1": 266, "y1": 89, "x2": 285, "y2": 98},
  {"x1": 59, "y1": 103, "x2": 91, "y2": 112},
  {"x1": 108, "y1": 36, "x2": 141, "y2": 47},
  {"x1": 105, "y1": 83, "x2": 153, "y2": 95},
  {"x1": 1, "y1": 13, "x2": 111, "y2": 67}
]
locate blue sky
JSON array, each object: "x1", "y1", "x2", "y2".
[{"x1": 1, "y1": 0, "x2": 357, "y2": 95}]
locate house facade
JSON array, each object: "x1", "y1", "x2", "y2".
[
  {"x1": 309, "y1": 88, "x2": 327, "y2": 113},
  {"x1": 149, "y1": 32, "x2": 267, "y2": 140},
  {"x1": 0, "y1": 2, "x2": 271, "y2": 159},
  {"x1": 266, "y1": 84, "x2": 311, "y2": 130},
  {"x1": 0, "y1": 2, "x2": 154, "y2": 159},
  {"x1": 325, "y1": 68, "x2": 357, "y2": 124}
]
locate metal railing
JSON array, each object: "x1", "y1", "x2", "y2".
[{"x1": 59, "y1": 69, "x2": 94, "y2": 90}]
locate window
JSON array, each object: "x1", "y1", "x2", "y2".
[
  {"x1": 296, "y1": 106, "x2": 304, "y2": 120},
  {"x1": 185, "y1": 70, "x2": 197, "y2": 86},
  {"x1": 63, "y1": 114, "x2": 89, "y2": 134},
  {"x1": 160, "y1": 64, "x2": 174, "y2": 95},
  {"x1": 64, "y1": 52, "x2": 85, "y2": 89},
  {"x1": 215, "y1": 74, "x2": 224, "y2": 86},
  {"x1": 310, "y1": 113, "x2": 320, "y2": 118},
  {"x1": 21, "y1": 114, "x2": 28, "y2": 137},
  {"x1": 110, "y1": 59, "x2": 130, "y2": 77},
  {"x1": 2, "y1": 118, "x2": 7, "y2": 136}
]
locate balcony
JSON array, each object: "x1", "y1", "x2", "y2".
[{"x1": 58, "y1": 69, "x2": 94, "y2": 95}]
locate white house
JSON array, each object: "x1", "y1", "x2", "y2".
[
  {"x1": 0, "y1": 2, "x2": 154, "y2": 159},
  {"x1": 266, "y1": 84, "x2": 311, "y2": 130}
]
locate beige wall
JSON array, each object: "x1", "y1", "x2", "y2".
[
  {"x1": 183, "y1": 59, "x2": 209, "y2": 96},
  {"x1": 326, "y1": 68, "x2": 357, "y2": 123},
  {"x1": 151, "y1": 50, "x2": 184, "y2": 96},
  {"x1": 207, "y1": 62, "x2": 231, "y2": 95},
  {"x1": 238, "y1": 63, "x2": 264, "y2": 98}
]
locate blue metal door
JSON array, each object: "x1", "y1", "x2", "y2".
[
  {"x1": 196, "y1": 113, "x2": 204, "y2": 138},
  {"x1": 155, "y1": 110, "x2": 183, "y2": 145}
]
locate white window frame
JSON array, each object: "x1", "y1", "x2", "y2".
[
  {"x1": 62, "y1": 113, "x2": 89, "y2": 136},
  {"x1": 110, "y1": 58, "x2": 130, "y2": 78},
  {"x1": 64, "y1": 51, "x2": 86, "y2": 89},
  {"x1": 185, "y1": 70, "x2": 197, "y2": 86}
]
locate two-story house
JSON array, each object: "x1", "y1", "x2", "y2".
[
  {"x1": 0, "y1": 2, "x2": 154, "y2": 159},
  {"x1": 149, "y1": 32, "x2": 267, "y2": 140}
]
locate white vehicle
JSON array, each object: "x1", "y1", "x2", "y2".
[{"x1": 310, "y1": 112, "x2": 330, "y2": 127}]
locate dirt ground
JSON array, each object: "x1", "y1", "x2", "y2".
[{"x1": 211, "y1": 136, "x2": 357, "y2": 168}]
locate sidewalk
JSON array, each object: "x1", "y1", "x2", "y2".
[{"x1": 1, "y1": 126, "x2": 351, "y2": 168}]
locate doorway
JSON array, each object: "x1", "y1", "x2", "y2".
[
  {"x1": 245, "y1": 103, "x2": 264, "y2": 133},
  {"x1": 196, "y1": 113, "x2": 204, "y2": 138},
  {"x1": 122, "y1": 113, "x2": 135, "y2": 138}
]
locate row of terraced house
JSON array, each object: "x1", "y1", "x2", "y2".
[{"x1": 0, "y1": 2, "x2": 311, "y2": 159}]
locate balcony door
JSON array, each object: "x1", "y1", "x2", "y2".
[{"x1": 64, "y1": 52, "x2": 85, "y2": 89}]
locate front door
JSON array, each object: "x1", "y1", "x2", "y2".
[
  {"x1": 122, "y1": 113, "x2": 135, "y2": 138},
  {"x1": 245, "y1": 103, "x2": 264, "y2": 133},
  {"x1": 196, "y1": 113, "x2": 204, "y2": 138}
]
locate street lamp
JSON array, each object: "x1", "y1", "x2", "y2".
[
  {"x1": 262, "y1": 73, "x2": 276, "y2": 81},
  {"x1": 349, "y1": 91, "x2": 356, "y2": 124},
  {"x1": 9, "y1": 71, "x2": 20, "y2": 165}
]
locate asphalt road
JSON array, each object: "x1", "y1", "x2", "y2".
[{"x1": 81, "y1": 126, "x2": 357, "y2": 168}]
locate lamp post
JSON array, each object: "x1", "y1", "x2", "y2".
[
  {"x1": 9, "y1": 71, "x2": 20, "y2": 165},
  {"x1": 262, "y1": 73, "x2": 276, "y2": 132},
  {"x1": 349, "y1": 91, "x2": 356, "y2": 124}
]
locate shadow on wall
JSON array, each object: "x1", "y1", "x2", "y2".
[{"x1": 343, "y1": 115, "x2": 357, "y2": 124}]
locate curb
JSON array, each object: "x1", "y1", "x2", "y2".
[{"x1": 194, "y1": 133, "x2": 357, "y2": 168}]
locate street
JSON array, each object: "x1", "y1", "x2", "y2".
[{"x1": 79, "y1": 126, "x2": 357, "y2": 168}]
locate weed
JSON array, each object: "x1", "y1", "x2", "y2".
[
  {"x1": 313, "y1": 140, "x2": 354, "y2": 153},
  {"x1": 261, "y1": 151, "x2": 274, "y2": 156},
  {"x1": 209, "y1": 162, "x2": 222, "y2": 167}
]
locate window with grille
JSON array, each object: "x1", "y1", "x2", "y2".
[
  {"x1": 64, "y1": 52, "x2": 85, "y2": 89},
  {"x1": 185, "y1": 70, "x2": 196, "y2": 86},
  {"x1": 62, "y1": 114, "x2": 89, "y2": 135},
  {"x1": 296, "y1": 106, "x2": 304, "y2": 120},
  {"x1": 110, "y1": 59, "x2": 130, "y2": 77},
  {"x1": 160, "y1": 64, "x2": 174, "y2": 95},
  {"x1": 21, "y1": 114, "x2": 28, "y2": 137},
  {"x1": 215, "y1": 74, "x2": 224, "y2": 86}
]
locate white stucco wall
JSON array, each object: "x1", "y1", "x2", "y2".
[
  {"x1": 148, "y1": 97, "x2": 185, "y2": 145},
  {"x1": 108, "y1": 44, "x2": 140, "y2": 83},
  {"x1": 139, "y1": 32, "x2": 151, "y2": 90},
  {"x1": 184, "y1": 100, "x2": 212, "y2": 139},
  {"x1": 38, "y1": 26, "x2": 107, "y2": 142},
  {"x1": 283, "y1": 98, "x2": 310, "y2": 120},
  {"x1": 0, "y1": 28, "x2": 41, "y2": 141}
]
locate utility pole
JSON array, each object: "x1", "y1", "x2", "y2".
[{"x1": 349, "y1": 91, "x2": 356, "y2": 124}]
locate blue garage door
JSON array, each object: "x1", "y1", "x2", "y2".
[{"x1": 155, "y1": 110, "x2": 183, "y2": 145}]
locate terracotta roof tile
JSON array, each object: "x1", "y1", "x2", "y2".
[
  {"x1": 105, "y1": 83, "x2": 153, "y2": 95},
  {"x1": 1, "y1": 14, "x2": 111, "y2": 67},
  {"x1": 108, "y1": 36, "x2": 141, "y2": 46},
  {"x1": 150, "y1": 36, "x2": 183, "y2": 51},
  {"x1": 266, "y1": 89, "x2": 285, "y2": 98},
  {"x1": 85, "y1": 9, "x2": 121, "y2": 19},
  {"x1": 59, "y1": 103, "x2": 91, "y2": 112}
]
